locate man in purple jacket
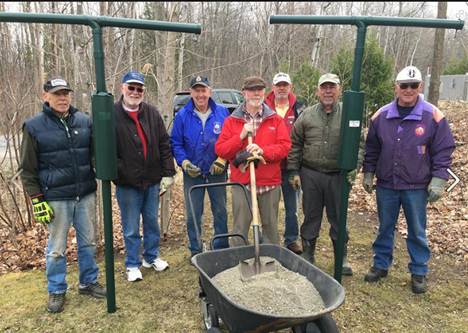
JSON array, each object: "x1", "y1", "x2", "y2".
[{"x1": 362, "y1": 66, "x2": 455, "y2": 294}]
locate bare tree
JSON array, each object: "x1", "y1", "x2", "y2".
[{"x1": 428, "y1": 2, "x2": 448, "y2": 106}]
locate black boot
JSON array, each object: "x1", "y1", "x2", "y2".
[
  {"x1": 301, "y1": 238, "x2": 317, "y2": 264},
  {"x1": 333, "y1": 240, "x2": 353, "y2": 276}
]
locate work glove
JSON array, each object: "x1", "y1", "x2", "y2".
[
  {"x1": 288, "y1": 171, "x2": 301, "y2": 191},
  {"x1": 159, "y1": 176, "x2": 174, "y2": 196},
  {"x1": 232, "y1": 150, "x2": 266, "y2": 172},
  {"x1": 209, "y1": 157, "x2": 227, "y2": 175},
  {"x1": 182, "y1": 159, "x2": 201, "y2": 178},
  {"x1": 362, "y1": 172, "x2": 375, "y2": 194},
  {"x1": 31, "y1": 195, "x2": 54, "y2": 224},
  {"x1": 346, "y1": 170, "x2": 357, "y2": 186},
  {"x1": 427, "y1": 177, "x2": 447, "y2": 203}
]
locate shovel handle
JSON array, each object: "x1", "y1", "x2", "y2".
[{"x1": 247, "y1": 132, "x2": 260, "y2": 228}]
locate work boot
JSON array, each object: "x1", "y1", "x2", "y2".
[
  {"x1": 78, "y1": 282, "x2": 107, "y2": 298},
  {"x1": 411, "y1": 274, "x2": 427, "y2": 294},
  {"x1": 286, "y1": 241, "x2": 303, "y2": 255},
  {"x1": 301, "y1": 238, "x2": 317, "y2": 264},
  {"x1": 364, "y1": 267, "x2": 388, "y2": 282},
  {"x1": 47, "y1": 292, "x2": 65, "y2": 313},
  {"x1": 332, "y1": 240, "x2": 353, "y2": 276}
]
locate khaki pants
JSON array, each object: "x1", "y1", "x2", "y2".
[{"x1": 230, "y1": 186, "x2": 281, "y2": 247}]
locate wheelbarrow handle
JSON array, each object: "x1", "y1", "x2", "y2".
[
  {"x1": 188, "y1": 181, "x2": 252, "y2": 251},
  {"x1": 210, "y1": 233, "x2": 247, "y2": 250}
]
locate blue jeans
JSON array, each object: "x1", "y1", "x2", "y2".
[
  {"x1": 183, "y1": 172, "x2": 229, "y2": 254},
  {"x1": 281, "y1": 172, "x2": 299, "y2": 246},
  {"x1": 116, "y1": 185, "x2": 161, "y2": 268},
  {"x1": 46, "y1": 193, "x2": 99, "y2": 294},
  {"x1": 373, "y1": 187, "x2": 430, "y2": 275}
]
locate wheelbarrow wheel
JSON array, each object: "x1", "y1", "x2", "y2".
[
  {"x1": 201, "y1": 297, "x2": 219, "y2": 329},
  {"x1": 315, "y1": 314, "x2": 339, "y2": 332},
  {"x1": 291, "y1": 321, "x2": 320, "y2": 333},
  {"x1": 291, "y1": 314, "x2": 339, "y2": 333}
]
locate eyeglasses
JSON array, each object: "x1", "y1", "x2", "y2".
[
  {"x1": 399, "y1": 82, "x2": 420, "y2": 90},
  {"x1": 127, "y1": 85, "x2": 144, "y2": 93}
]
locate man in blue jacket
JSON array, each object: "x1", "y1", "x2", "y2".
[
  {"x1": 20, "y1": 77, "x2": 105, "y2": 313},
  {"x1": 171, "y1": 76, "x2": 230, "y2": 259},
  {"x1": 362, "y1": 66, "x2": 455, "y2": 294}
]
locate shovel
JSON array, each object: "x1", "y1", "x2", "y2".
[{"x1": 239, "y1": 131, "x2": 277, "y2": 280}]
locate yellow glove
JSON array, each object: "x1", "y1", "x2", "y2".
[
  {"x1": 209, "y1": 157, "x2": 227, "y2": 175},
  {"x1": 288, "y1": 172, "x2": 301, "y2": 190},
  {"x1": 31, "y1": 195, "x2": 54, "y2": 224},
  {"x1": 182, "y1": 160, "x2": 201, "y2": 178}
]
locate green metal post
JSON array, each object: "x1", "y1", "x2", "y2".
[
  {"x1": 269, "y1": 15, "x2": 464, "y2": 283},
  {"x1": 0, "y1": 11, "x2": 201, "y2": 312},
  {"x1": 90, "y1": 23, "x2": 116, "y2": 313}
]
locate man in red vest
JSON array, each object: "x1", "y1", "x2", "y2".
[{"x1": 265, "y1": 72, "x2": 304, "y2": 254}]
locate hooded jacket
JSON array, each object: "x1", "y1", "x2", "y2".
[{"x1": 215, "y1": 103, "x2": 291, "y2": 186}]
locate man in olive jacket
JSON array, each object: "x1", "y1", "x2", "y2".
[
  {"x1": 287, "y1": 73, "x2": 363, "y2": 276},
  {"x1": 114, "y1": 71, "x2": 175, "y2": 282}
]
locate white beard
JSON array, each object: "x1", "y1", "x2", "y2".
[{"x1": 247, "y1": 98, "x2": 264, "y2": 108}]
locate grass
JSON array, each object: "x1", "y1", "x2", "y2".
[{"x1": 0, "y1": 210, "x2": 467, "y2": 333}]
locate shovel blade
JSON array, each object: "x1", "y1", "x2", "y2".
[{"x1": 239, "y1": 256, "x2": 277, "y2": 281}]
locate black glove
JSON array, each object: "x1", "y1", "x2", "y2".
[{"x1": 233, "y1": 150, "x2": 260, "y2": 168}]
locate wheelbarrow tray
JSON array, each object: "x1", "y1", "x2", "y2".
[{"x1": 192, "y1": 244, "x2": 345, "y2": 333}]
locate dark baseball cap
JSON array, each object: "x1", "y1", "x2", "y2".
[
  {"x1": 242, "y1": 76, "x2": 266, "y2": 90},
  {"x1": 190, "y1": 76, "x2": 210, "y2": 88},
  {"x1": 43, "y1": 77, "x2": 73, "y2": 93}
]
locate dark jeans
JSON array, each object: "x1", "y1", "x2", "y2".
[
  {"x1": 183, "y1": 172, "x2": 229, "y2": 254},
  {"x1": 281, "y1": 171, "x2": 299, "y2": 246}
]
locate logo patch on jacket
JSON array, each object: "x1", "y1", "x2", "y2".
[
  {"x1": 415, "y1": 125, "x2": 425, "y2": 136},
  {"x1": 213, "y1": 121, "x2": 222, "y2": 134}
]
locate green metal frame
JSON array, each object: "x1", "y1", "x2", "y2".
[
  {"x1": 0, "y1": 11, "x2": 201, "y2": 313},
  {"x1": 270, "y1": 15, "x2": 464, "y2": 283}
]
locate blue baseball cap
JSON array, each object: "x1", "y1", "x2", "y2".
[{"x1": 122, "y1": 71, "x2": 145, "y2": 85}]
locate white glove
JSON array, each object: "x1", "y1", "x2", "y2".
[{"x1": 159, "y1": 177, "x2": 174, "y2": 196}]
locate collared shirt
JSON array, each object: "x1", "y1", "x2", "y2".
[{"x1": 242, "y1": 106, "x2": 277, "y2": 195}]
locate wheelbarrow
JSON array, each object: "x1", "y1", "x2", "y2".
[{"x1": 188, "y1": 183, "x2": 345, "y2": 332}]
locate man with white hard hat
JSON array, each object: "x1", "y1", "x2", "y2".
[{"x1": 362, "y1": 65, "x2": 456, "y2": 294}]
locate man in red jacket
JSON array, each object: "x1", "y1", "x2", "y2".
[{"x1": 215, "y1": 76, "x2": 291, "y2": 246}]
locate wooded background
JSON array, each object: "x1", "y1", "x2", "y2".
[{"x1": 0, "y1": 1, "x2": 467, "y2": 238}]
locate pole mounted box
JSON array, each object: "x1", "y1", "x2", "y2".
[
  {"x1": 338, "y1": 90, "x2": 365, "y2": 171},
  {"x1": 92, "y1": 92, "x2": 117, "y2": 180}
]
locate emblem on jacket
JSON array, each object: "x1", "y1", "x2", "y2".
[
  {"x1": 213, "y1": 121, "x2": 222, "y2": 134},
  {"x1": 415, "y1": 125, "x2": 425, "y2": 136}
]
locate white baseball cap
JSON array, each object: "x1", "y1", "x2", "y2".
[
  {"x1": 395, "y1": 66, "x2": 422, "y2": 83},
  {"x1": 272, "y1": 72, "x2": 292, "y2": 85},
  {"x1": 318, "y1": 73, "x2": 340, "y2": 87}
]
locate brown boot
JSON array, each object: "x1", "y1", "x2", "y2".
[{"x1": 286, "y1": 241, "x2": 303, "y2": 255}]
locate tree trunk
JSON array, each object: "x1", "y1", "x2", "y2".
[{"x1": 427, "y1": 2, "x2": 447, "y2": 106}]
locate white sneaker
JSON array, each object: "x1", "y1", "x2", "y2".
[
  {"x1": 142, "y1": 258, "x2": 169, "y2": 272},
  {"x1": 127, "y1": 267, "x2": 143, "y2": 282}
]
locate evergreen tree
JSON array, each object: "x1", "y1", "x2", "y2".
[
  {"x1": 291, "y1": 63, "x2": 320, "y2": 107},
  {"x1": 330, "y1": 36, "x2": 395, "y2": 122},
  {"x1": 443, "y1": 55, "x2": 468, "y2": 75}
]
